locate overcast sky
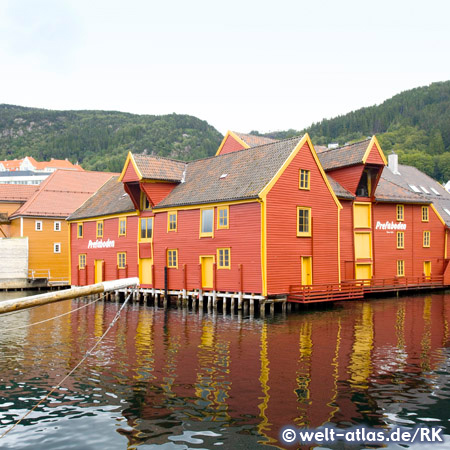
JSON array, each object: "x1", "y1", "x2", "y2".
[{"x1": 0, "y1": 0, "x2": 449, "y2": 135}]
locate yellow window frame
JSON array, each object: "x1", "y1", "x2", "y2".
[
  {"x1": 396, "y1": 204, "x2": 404, "y2": 221},
  {"x1": 140, "y1": 217, "x2": 153, "y2": 241},
  {"x1": 217, "y1": 206, "x2": 229, "y2": 230},
  {"x1": 79, "y1": 254, "x2": 86, "y2": 269},
  {"x1": 77, "y1": 223, "x2": 83, "y2": 238},
  {"x1": 299, "y1": 169, "x2": 310, "y2": 190},
  {"x1": 200, "y1": 208, "x2": 214, "y2": 238},
  {"x1": 396, "y1": 231, "x2": 404, "y2": 249},
  {"x1": 297, "y1": 206, "x2": 311, "y2": 237},
  {"x1": 117, "y1": 252, "x2": 126, "y2": 269},
  {"x1": 167, "y1": 249, "x2": 178, "y2": 268},
  {"x1": 167, "y1": 211, "x2": 177, "y2": 232},
  {"x1": 397, "y1": 260, "x2": 405, "y2": 277},
  {"x1": 141, "y1": 192, "x2": 151, "y2": 211},
  {"x1": 422, "y1": 206, "x2": 429, "y2": 222},
  {"x1": 96, "y1": 221, "x2": 104, "y2": 238},
  {"x1": 423, "y1": 231, "x2": 430, "y2": 248},
  {"x1": 119, "y1": 217, "x2": 127, "y2": 236},
  {"x1": 217, "y1": 248, "x2": 231, "y2": 269}
]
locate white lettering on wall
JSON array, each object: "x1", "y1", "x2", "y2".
[
  {"x1": 375, "y1": 221, "x2": 407, "y2": 231},
  {"x1": 88, "y1": 239, "x2": 115, "y2": 249}
]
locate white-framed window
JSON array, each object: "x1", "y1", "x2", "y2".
[
  {"x1": 35, "y1": 220, "x2": 43, "y2": 231},
  {"x1": 54, "y1": 221, "x2": 61, "y2": 231},
  {"x1": 54, "y1": 243, "x2": 61, "y2": 253}
]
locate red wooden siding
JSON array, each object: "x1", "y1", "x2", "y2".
[
  {"x1": 152, "y1": 202, "x2": 262, "y2": 293},
  {"x1": 70, "y1": 216, "x2": 138, "y2": 285},
  {"x1": 122, "y1": 161, "x2": 140, "y2": 183},
  {"x1": 217, "y1": 135, "x2": 246, "y2": 156},
  {"x1": 339, "y1": 200, "x2": 355, "y2": 280},
  {"x1": 364, "y1": 143, "x2": 385, "y2": 166},
  {"x1": 265, "y1": 141, "x2": 340, "y2": 294},
  {"x1": 372, "y1": 203, "x2": 445, "y2": 279},
  {"x1": 140, "y1": 182, "x2": 178, "y2": 206},
  {"x1": 327, "y1": 165, "x2": 364, "y2": 195}
]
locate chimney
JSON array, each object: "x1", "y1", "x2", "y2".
[{"x1": 388, "y1": 151, "x2": 399, "y2": 175}]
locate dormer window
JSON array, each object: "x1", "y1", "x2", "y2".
[{"x1": 141, "y1": 192, "x2": 151, "y2": 210}]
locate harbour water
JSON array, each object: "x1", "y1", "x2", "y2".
[{"x1": 0, "y1": 291, "x2": 450, "y2": 449}]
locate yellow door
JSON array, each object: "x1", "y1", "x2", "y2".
[
  {"x1": 355, "y1": 263, "x2": 372, "y2": 281},
  {"x1": 424, "y1": 261, "x2": 431, "y2": 279},
  {"x1": 140, "y1": 258, "x2": 152, "y2": 285},
  {"x1": 353, "y1": 203, "x2": 371, "y2": 228},
  {"x1": 354, "y1": 232, "x2": 372, "y2": 259},
  {"x1": 94, "y1": 260, "x2": 103, "y2": 283},
  {"x1": 301, "y1": 256, "x2": 313, "y2": 286},
  {"x1": 200, "y1": 256, "x2": 214, "y2": 289}
]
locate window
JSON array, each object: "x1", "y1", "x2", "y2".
[
  {"x1": 79, "y1": 254, "x2": 86, "y2": 269},
  {"x1": 445, "y1": 208, "x2": 450, "y2": 216},
  {"x1": 217, "y1": 248, "x2": 231, "y2": 269},
  {"x1": 419, "y1": 186, "x2": 430, "y2": 194},
  {"x1": 217, "y1": 206, "x2": 229, "y2": 229},
  {"x1": 54, "y1": 221, "x2": 61, "y2": 232},
  {"x1": 299, "y1": 169, "x2": 310, "y2": 190},
  {"x1": 430, "y1": 187, "x2": 440, "y2": 195},
  {"x1": 167, "y1": 249, "x2": 178, "y2": 268},
  {"x1": 200, "y1": 208, "x2": 214, "y2": 237},
  {"x1": 96, "y1": 221, "x2": 103, "y2": 238},
  {"x1": 297, "y1": 207, "x2": 311, "y2": 237},
  {"x1": 77, "y1": 223, "x2": 83, "y2": 238},
  {"x1": 397, "y1": 260, "x2": 405, "y2": 277},
  {"x1": 35, "y1": 220, "x2": 42, "y2": 231},
  {"x1": 141, "y1": 192, "x2": 151, "y2": 210},
  {"x1": 119, "y1": 218, "x2": 127, "y2": 236},
  {"x1": 423, "y1": 231, "x2": 430, "y2": 248},
  {"x1": 168, "y1": 211, "x2": 177, "y2": 232},
  {"x1": 396, "y1": 204, "x2": 404, "y2": 221},
  {"x1": 140, "y1": 218, "x2": 153, "y2": 240},
  {"x1": 117, "y1": 252, "x2": 126, "y2": 269},
  {"x1": 422, "y1": 206, "x2": 429, "y2": 222},
  {"x1": 397, "y1": 231, "x2": 404, "y2": 249},
  {"x1": 409, "y1": 185, "x2": 420, "y2": 193},
  {"x1": 54, "y1": 243, "x2": 61, "y2": 254}
]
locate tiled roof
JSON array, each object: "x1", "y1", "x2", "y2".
[
  {"x1": 317, "y1": 139, "x2": 371, "y2": 171},
  {"x1": 154, "y1": 136, "x2": 305, "y2": 208},
  {"x1": 327, "y1": 176, "x2": 354, "y2": 199},
  {"x1": 34, "y1": 159, "x2": 84, "y2": 171},
  {"x1": 233, "y1": 132, "x2": 278, "y2": 148},
  {"x1": 10, "y1": 170, "x2": 115, "y2": 219},
  {"x1": 67, "y1": 177, "x2": 135, "y2": 221},
  {"x1": 0, "y1": 184, "x2": 38, "y2": 202},
  {"x1": 132, "y1": 154, "x2": 186, "y2": 182},
  {"x1": 377, "y1": 164, "x2": 450, "y2": 226}
]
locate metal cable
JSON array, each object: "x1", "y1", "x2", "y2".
[{"x1": 0, "y1": 287, "x2": 136, "y2": 440}]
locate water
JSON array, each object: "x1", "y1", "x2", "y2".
[{"x1": 0, "y1": 291, "x2": 450, "y2": 449}]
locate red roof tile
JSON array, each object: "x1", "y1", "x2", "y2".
[
  {"x1": 233, "y1": 132, "x2": 278, "y2": 147},
  {"x1": 0, "y1": 184, "x2": 38, "y2": 202}
]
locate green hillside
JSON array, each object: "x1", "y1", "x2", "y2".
[
  {"x1": 258, "y1": 81, "x2": 450, "y2": 181},
  {"x1": 0, "y1": 105, "x2": 223, "y2": 172}
]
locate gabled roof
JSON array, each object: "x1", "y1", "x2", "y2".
[
  {"x1": 34, "y1": 158, "x2": 84, "y2": 171},
  {"x1": 67, "y1": 177, "x2": 135, "y2": 221},
  {"x1": 10, "y1": 170, "x2": 115, "y2": 219},
  {"x1": 233, "y1": 132, "x2": 278, "y2": 148},
  {"x1": 327, "y1": 177, "x2": 355, "y2": 200},
  {"x1": 0, "y1": 184, "x2": 38, "y2": 202},
  {"x1": 317, "y1": 136, "x2": 386, "y2": 171}
]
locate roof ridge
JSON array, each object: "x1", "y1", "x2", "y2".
[
  {"x1": 318, "y1": 138, "x2": 371, "y2": 155},
  {"x1": 132, "y1": 153, "x2": 188, "y2": 165}
]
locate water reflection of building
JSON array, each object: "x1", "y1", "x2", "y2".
[{"x1": 3, "y1": 294, "x2": 449, "y2": 447}]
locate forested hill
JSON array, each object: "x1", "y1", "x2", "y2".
[
  {"x1": 257, "y1": 81, "x2": 450, "y2": 181},
  {"x1": 0, "y1": 105, "x2": 223, "y2": 172}
]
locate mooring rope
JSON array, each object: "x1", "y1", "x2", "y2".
[
  {"x1": 0, "y1": 293, "x2": 108, "y2": 333},
  {"x1": 0, "y1": 288, "x2": 136, "y2": 440}
]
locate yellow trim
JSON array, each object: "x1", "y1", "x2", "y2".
[
  {"x1": 445, "y1": 231, "x2": 448, "y2": 260},
  {"x1": 77, "y1": 222, "x2": 83, "y2": 238},
  {"x1": 258, "y1": 133, "x2": 342, "y2": 210},
  {"x1": 118, "y1": 217, "x2": 127, "y2": 236},
  {"x1": 117, "y1": 252, "x2": 126, "y2": 269},
  {"x1": 154, "y1": 198, "x2": 256, "y2": 213},
  {"x1": 167, "y1": 249, "x2": 178, "y2": 268},
  {"x1": 68, "y1": 223, "x2": 72, "y2": 285},
  {"x1": 421, "y1": 206, "x2": 429, "y2": 222},
  {"x1": 299, "y1": 169, "x2": 310, "y2": 190},
  {"x1": 430, "y1": 204, "x2": 446, "y2": 226},
  {"x1": 118, "y1": 152, "x2": 143, "y2": 182},
  {"x1": 199, "y1": 207, "x2": 214, "y2": 238},
  {"x1": 79, "y1": 253, "x2": 86, "y2": 269},
  {"x1": 362, "y1": 135, "x2": 388, "y2": 165},
  {"x1": 397, "y1": 260, "x2": 405, "y2": 277},
  {"x1": 338, "y1": 207, "x2": 341, "y2": 283},
  {"x1": 217, "y1": 205, "x2": 229, "y2": 229},
  {"x1": 397, "y1": 231, "x2": 405, "y2": 249},
  {"x1": 141, "y1": 191, "x2": 152, "y2": 211},
  {"x1": 68, "y1": 211, "x2": 138, "y2": 224},
  {"x1": 396, "y1": 204, "x2": 404, "y2": 222},
  {"x1": 167, "y1": 210, "x2": 177, "y2": 232},
  {"x1": 215, "y1": 130, "x2": 250, "y2": 156},
  {"x1": 260, "y1": 198, "x2": 267, "y2": 297},
  {"x1": 217, "y1": 248, "x2": 231, "y2": 269},
  {"x1": 96, "y1": 220, "x2": 104, "y2": 238},
  {"x1": 139, "y1": 217, "x2": 153, "y2": 242},
  {"x1": 296, "y1": 206, "x2": 312, "y2": 237},
  {"x1": 423, "y1": 230, "x2": 431, "y2": 248}
]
